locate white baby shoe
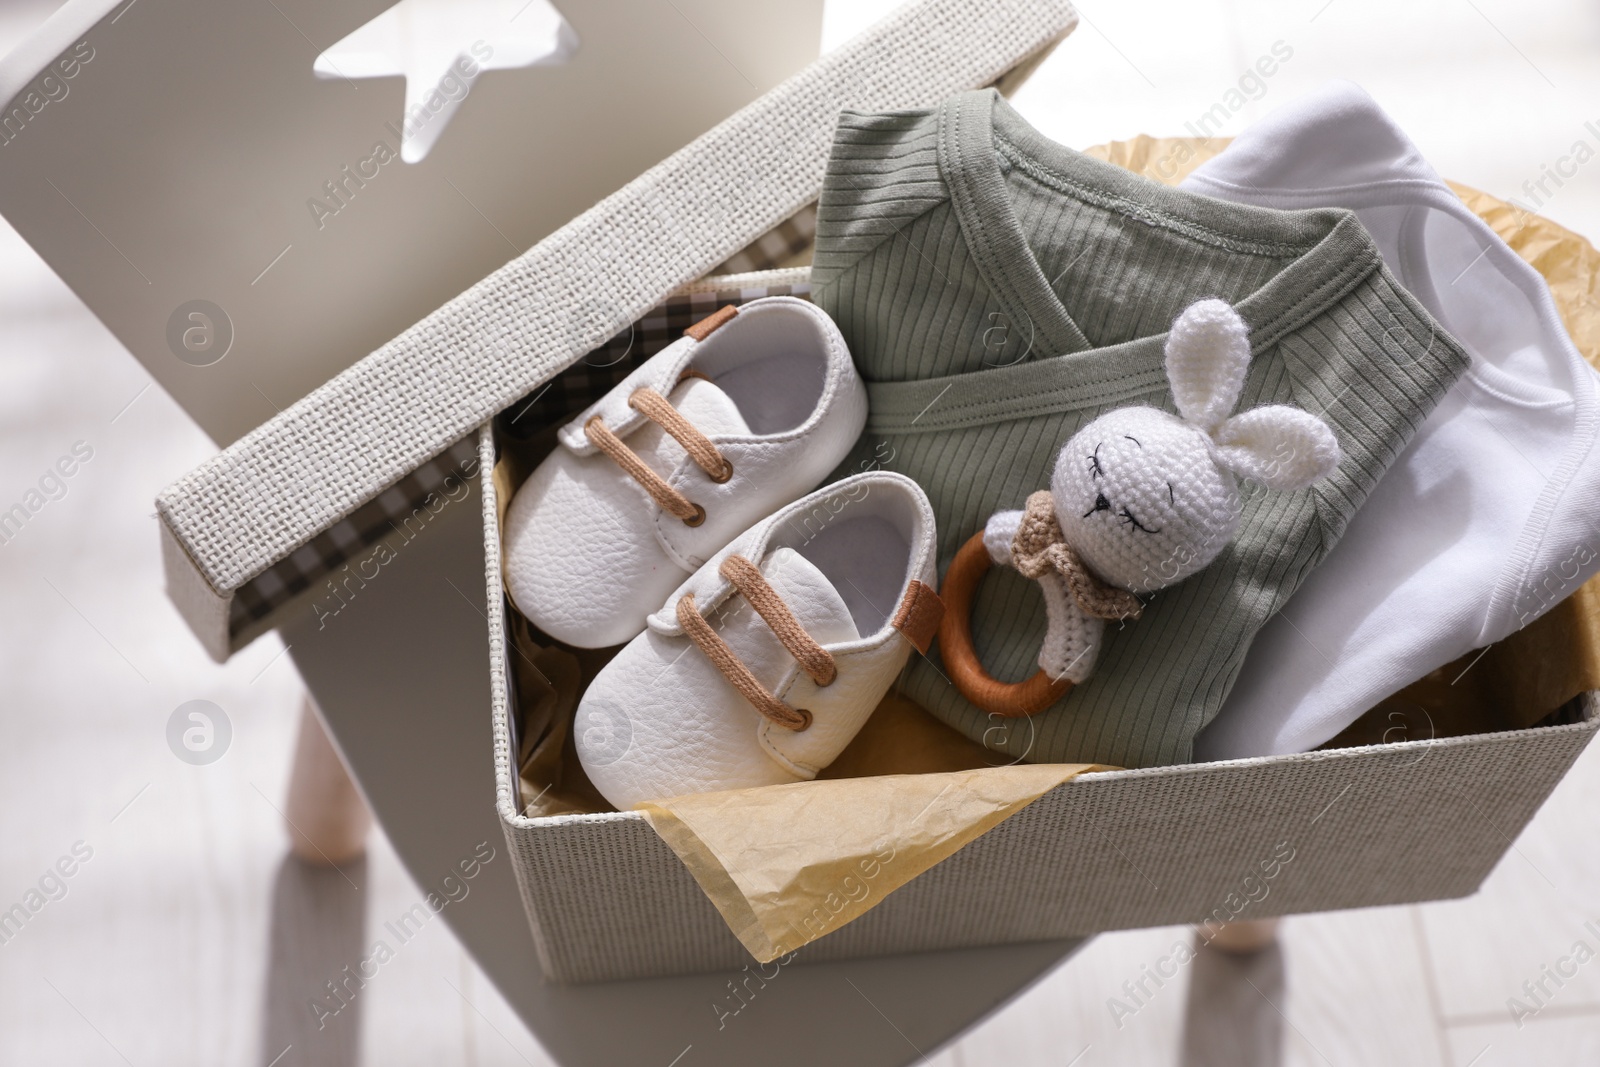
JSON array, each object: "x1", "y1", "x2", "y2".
[
  {"x1": 573, "y1": 472, "x2": 943, "y2": 809},
  {"x1": 504, "y1": 296, "x2": 868, "y2": 648}
]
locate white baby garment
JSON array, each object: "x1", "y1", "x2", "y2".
[{"x1": 1184, "y1": 81, "x2": 1600, "y2": 759}]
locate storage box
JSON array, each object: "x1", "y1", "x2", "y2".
[{"x1": 481, "y1": 273, "x2": 1600, "y2": 982}]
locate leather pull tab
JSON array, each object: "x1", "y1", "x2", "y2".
[
  {"x1": 892, "y1": 580, "x2": 945, "y2": 655},
  {"x1": 684, "y1": 304, "x2": 738, "y2": 341}
]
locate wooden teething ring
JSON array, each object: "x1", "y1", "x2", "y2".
[{"x1": 938, "y1": 531, "x2": 1075, "y2": 718}]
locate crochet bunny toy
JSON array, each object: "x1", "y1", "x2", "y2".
[{"x1": 939, "y1": 298, "x2": 1343, "y2": 718}]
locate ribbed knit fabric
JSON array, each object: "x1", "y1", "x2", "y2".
[{"x1": 812, "y1": 89, "x2": 1471, "y2": 767}]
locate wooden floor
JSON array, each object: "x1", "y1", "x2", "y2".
[{"x1": 5, "y1": 0, "x2": 1600, "y2": 1063}]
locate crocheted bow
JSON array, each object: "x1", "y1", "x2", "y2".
[{"x1": 1011, "y1": 491, "x2": 1143, "y2": 622}]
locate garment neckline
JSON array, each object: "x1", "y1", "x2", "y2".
[
  {"x1": 931, "y1": 89, "x2": 1381, "y2": 392},
  {"x1": 1183, "y1": 169, "x2": 1588, "y2": 411}
]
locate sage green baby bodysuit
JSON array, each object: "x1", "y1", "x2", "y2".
[{"x1": 813, "y1": 89, "x2": 1469, "y2": 768}]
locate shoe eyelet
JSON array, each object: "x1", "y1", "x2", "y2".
[
  {"x1": 683, "y1": 503, "x2": 707, "y2": 527},
  {"x1": 710, "y1": 458, "x2": 734, "y2": 484},
  {"x1": 791, "y1": 708, "x2": 813, "y2": 731}
]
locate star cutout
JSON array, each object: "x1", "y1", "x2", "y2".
[{"x1": 315, "y1": 0, "x2": 577, "y2": 163}]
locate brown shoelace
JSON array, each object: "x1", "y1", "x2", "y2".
[
  {"x1": 675, "y1": 554, "x2": 839, "y2": 731},
  {"x1": 584, "y1": 384, "x2": 733, "y2": 526}
]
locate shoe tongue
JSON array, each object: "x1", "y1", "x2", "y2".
[
  {"x1": 670, "y1": 376, "x2": 749, "y2": 437},
  {"x1": 632, "y1": 377, "x2": 750, "y2": 474},
  {"x1": 759, "y1": 547, "x2": 860, "y2": 645}
]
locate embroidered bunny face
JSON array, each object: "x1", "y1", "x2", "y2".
[
  {"x1": 1052, "y1": 298, "x2": 1341, "y2": 596},
  {"x1": 1052, "y1": 407, "x2": 1241, "y2": 592}
]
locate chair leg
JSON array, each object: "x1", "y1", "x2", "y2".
[
  {"x1": 284, "y1": 695, "x2": 371, "y2": 865},
  {"x1": 1206, "y1": 917, "x2": 1281, "y2": 954}
]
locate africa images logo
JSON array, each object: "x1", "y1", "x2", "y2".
[{"x1": 166, "y1": 700, "x2": 232, "y2": 765}]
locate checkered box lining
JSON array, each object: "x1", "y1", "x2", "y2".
[{"x1": 228, "y1": 436, "x2": 482, "y2": 631}]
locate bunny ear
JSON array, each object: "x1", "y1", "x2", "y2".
[
  {"x1": 1215, "y1": 406, "x2": 1341, "y2": 491},
  {"x1": 1165, "y1": 298, "x2": 1252, "y2": 433}
]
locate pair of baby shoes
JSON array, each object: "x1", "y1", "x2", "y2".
[{"x1": 502, "y1": 297, "x2": 942, "y2": 809}]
